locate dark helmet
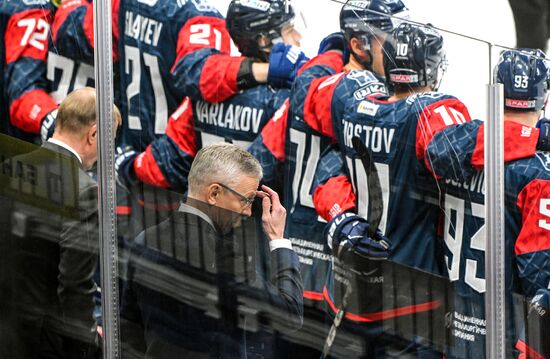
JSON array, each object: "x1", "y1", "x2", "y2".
[
  {"x1": 226, "y1": 0, "x2": 295, "y2": 59},
  {"x1": 495, "y1": 49, "x2": 550, "y2": 112},
  {"x1": 383, "y1": 23, "x2": 446, "y2": 91},
  {"x1": 339, "y1": 0, "x2": 407, "y2": 41}
]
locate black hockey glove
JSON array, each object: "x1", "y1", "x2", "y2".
[
  {"x1": 537, "y1": 118, "x2": 550, "y2": 151},
  {"x1": 41, "y1": 109, "x2": 57, "y2": 143},
  {"x1": 115, "y1": 146, "x2": 138, "y2": 190},
  {"x1": 268, "y1": 43, "x2": 309, "y2": 88},
  {"x1": 325, "y1": 212, "x2": 390, "y2": 261}
]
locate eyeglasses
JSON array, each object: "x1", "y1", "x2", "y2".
[{"x1": 218, "y1": 183, "x2": 256, "y2": 209}]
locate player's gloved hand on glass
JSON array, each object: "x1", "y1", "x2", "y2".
[
  {"x1": 115, "y1": 146, "x2": 138, "y2": 190},
  {"x1": 268, "y1": 43, "x2": 309, "y2": 88},
  {"x1": 41, "y1": 109, "x2": 57, "y2": 143},
  {"x1": 537, "y1": 118, "x2": 550, "y2": 151},
  {"x1": 326, "y1": 212, "x2": 390, "y2": 261},
  {"x1": 317, "y1": 31, "x2": 348, "y2": 57}
]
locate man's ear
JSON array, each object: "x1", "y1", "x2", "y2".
[
  {"x1": 205, "y1": 183, "x2": 221, "y2": 205},
  {"x1": 87, "y1": 123, "x2": 97, "y2": 145}
]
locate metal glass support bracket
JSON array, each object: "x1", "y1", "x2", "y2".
[
  {"x1": 485, "y1": 82, "x2": 506, "y2": 359},
  {"x1": 93, "y1": 0, "x2": 120, "y2": 357}
]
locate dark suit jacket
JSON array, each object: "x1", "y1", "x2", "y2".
[
  {"x1": 0, "y1": 141, "x2": 99, "y2": 359},
  {"x1": 120, "y1": 201, "x2": 303, "y2": 359}
]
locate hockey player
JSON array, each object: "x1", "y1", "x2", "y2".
[
  {"x1": 424, "y1": 48, "x2": 550, "y2": 358},
  {"x1": 248, "y1": 0, "x2": 406, "y2": 307},
  {"x1": 115, "y1": 0, "x2": 305, "y2": 192},
  {"x1": 299, "y1": 23, "x2": 470, "y2": 357},
  {"x1": 246, "y1": 1, "x2": 406, "y2": 356},
  {"x1": 1, "y1": 0, "x2": 58, "y2": 144}
]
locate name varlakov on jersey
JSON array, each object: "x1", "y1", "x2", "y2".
[
  {"x1": 341, "y1": 119, "x2": 395, "y2": 154},
  {"x1": 194, "y1": 101, "x2": 264, "y2": 133},
  {"x1": 125, "y1": 11, "x2": 164, "y2": 47}
]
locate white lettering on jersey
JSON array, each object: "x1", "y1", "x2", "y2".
[
  {"x1": 444, "y1": 171, "x2": 486, "y2": 196},
  {"x1": 342, "y1": 120, "x2": 395, "y2": 154},
  {"x1": 194, "y1": 101, "x2": 264, "y2": 134},
  {"x1": 125, "y1": 11, "x2": 163, "y2": 47},
  {"x1": 536, "y1": 152, "x2": 550, "y2": 171}
]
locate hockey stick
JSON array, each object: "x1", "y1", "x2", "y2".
[{"x1": 321, "y1": 137, "x2": 384, "y2": 358}]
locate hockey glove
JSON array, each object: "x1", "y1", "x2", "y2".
[
  {"x1": 325, "y1": 212, "x2": 390, "y2": 261},
  {"x1": 537, "y1": 118, "x2": 550, "y2": 151},
  {"x1": 268, "y1": 43, "x2": 309, "y2": 88},
  {"x1": 41, "y1": 109, "x2": 57, "y2": 143},
  {"x1": 115, "y1": 146, "x2": 138, "y2": 190}
]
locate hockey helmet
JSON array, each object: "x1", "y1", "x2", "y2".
[
  {"x1": 495, "y1": 48, "x2": 550, "y2": 112},
  {"x1": 227, "y1": 0, "x2": 295, "y2": 59},
  {"x1": 383, "y1": 23, "x2": 446, "y2": 91}
]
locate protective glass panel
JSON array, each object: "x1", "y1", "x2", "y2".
[{"x1": 0, "y1": 0, "x2": 102, "y2": 356}]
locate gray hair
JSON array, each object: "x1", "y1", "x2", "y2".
[{"x1": 188, "y1": 143, "x2": 263, "y2": 196}]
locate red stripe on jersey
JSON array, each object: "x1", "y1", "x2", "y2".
[
  {"x1": 10, "y1": 89, "x2": 58, "y2": 134},
  {"x1": 52, "y1": 0, "x2": 86, "y2": 43},
  {"x1": 198, "y1": 54, "x2": 244, "y2": 103},
  {"x1": 313, "y1": 175, "x2": 356, "y2": 221},
  {"x1": 5, "y1": 8, "x2": 53, "y2": 63},
  {"x1": 134, "y1": 147, "x2": 171, "y2": 188},
  {"x1": 416, "y1": 98, "x2": 471, "y2": 173},
  {"x1": 137, "y1": 198, "x2": 180, "y2": 211},
  {"x1": 323, "y1": 286, "x2": 441, "y2": 322},
  {"x1": 516, "y1": 339, "x2": 545, "y2": 359},
  {"x1": 471, "y1": 121, "x2": 539, "y2": 169},
  {"x1": 303, "y1": 290, "x2": 324, "y2": 301},
  {"x1": 175, "y1": 16, "x2": 232, "y2": 60},
  {"x1": 111, "y1": 0, "x2": 120, "y2": 60},
  {"x1": 116, "y1": 206, "x2": 132, "y2": 215},
  {"x1": 303, "y1": 72, "x2": 346, "y2": 140},
  {"x1": 297, "y1": 51, "x2": 344, "y2": 76},
  {"x1": 165, "y1": 97, "x2": 197, "y2": 157},
  {"x1": 261, "y1": 100, "x2": 289, "y2": 162},
  {"x1": 515, "y1": 179, "x2": 550, "y2": 255}
]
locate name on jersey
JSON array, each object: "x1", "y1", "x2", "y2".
[
  {"x1": 444, "y1": 171, "x2": 485, "y2": 196},
  {"x1": 125, "y1": 11, "x2": 164, "y2": 47},
  {"x1": 194, "y1": 101, "x2": 264, "y2": 133},
  {"x1": 342, "y1": 120, "x2": 395, "y2": 154}
]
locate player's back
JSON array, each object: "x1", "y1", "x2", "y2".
[
  {"x1": 193, "y1": 85, "x2": 289, "y2": 150},
  {"x1": 440, "y1": 150, "x2": 550, "y2": 358},
  {"x1": 46, "y1": 0, "x2": 97, "y2": 105},
  {"x1": 0, "y1": 0, "x2": 55, "y2": 142},
  {"x1": 284, "y1": 69, "x2": 386, "y2": 298},
  {"x1": 117, "y1": 0, "x2": 224, "y2": 150},
  {"x1": 336, "y1": 91, "x2": 464, "y2": 273}
]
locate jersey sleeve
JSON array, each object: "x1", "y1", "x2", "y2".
[
  {"x1": 423, "y1": 103, "x2": 539, "y2": 181},
  {"x1": 248, "y1": 99, "x2": 289, "y2": 188},
  {"x1": 312, "y1": 148, "x2": 356, "y2": 221},
  {"x1": 51, "y1": 0, "x2": 119, "y2": 61},
  {"x1": 132, "y1": 97, "x2": 197, "y2": 191},
  {"x1": 514, "y1": 179, "x2": 550, "y2": 298},
  {"x1": 171, "y1": 15, "x2": 246, "y2": 103},
  {"x1": 5, "y1": 5, "x2": 58, "y2": 134},
  {"x1": 294, "y1": 52, "x2": 345, "y2": 140}
]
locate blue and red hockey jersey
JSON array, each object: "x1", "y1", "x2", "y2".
[
  {"x1": 117, "y1": 0, "x2": 250, "y2": 152},
  {"x1": 426, "y1": 119, "x2": 549, "y2": 358},
  {"x1": 125, "y1": 83, "x2": 289, "y2": 192},
  {"x1": 46, "y1": 0, "x2": 119, "y2": 104},
  {"x1": 1, "y1": 0, "x2": 58, "y2": 142}
]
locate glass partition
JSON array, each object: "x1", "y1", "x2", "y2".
[
  {"x1": 3, "y1": 0, "x2": 550, "y2": 358},
  {"x1": 0, "y1": 0, "x2": 103, "y2": 357}
]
